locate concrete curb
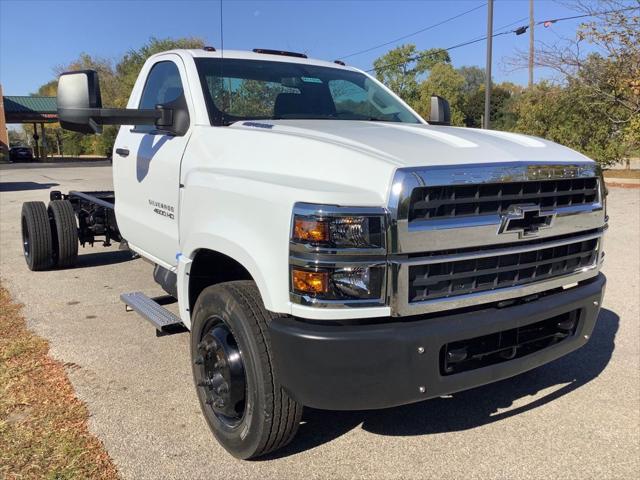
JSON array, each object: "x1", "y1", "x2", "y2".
[{"x1": 604, "y1": 176, "x2": 640, "y2": 189}]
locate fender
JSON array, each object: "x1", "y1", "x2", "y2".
[{"x1": 179, "y1": 233, "x2": 280, "y2": 327}]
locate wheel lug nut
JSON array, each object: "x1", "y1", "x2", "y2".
[{"x1": 217, "y1": 384, "x2": 229, "y2": 395}]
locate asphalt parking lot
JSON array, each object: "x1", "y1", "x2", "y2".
[{"x1": 1, "y1": 164, "x2": 638, "y2": 479}]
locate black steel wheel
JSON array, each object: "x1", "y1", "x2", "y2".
[
  {"x1": 190, "y1": 281, "x2": 302, "y2": 459},
  {"x1": 48, "y1": 200, "x2": 79, "y2": 268},
  {"x1": 21, "y1": 201, "x2": 53, "y2": 271},
  {"x1": 195, "y1": 318, "x2": 247, "y2": 427}
]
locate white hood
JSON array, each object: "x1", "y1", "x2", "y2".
[{"x1": 231, "y1": 120, "x2": 594, "y2": 168}]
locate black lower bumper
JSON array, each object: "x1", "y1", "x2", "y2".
[{"x1": 270, "y1": 273, "x2": 606, "y2": 410}]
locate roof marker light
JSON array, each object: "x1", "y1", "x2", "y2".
[{"x1": 252, "y1": 48, "x2": 308, "y2": 59}]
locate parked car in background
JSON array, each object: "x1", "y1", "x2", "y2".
[{"x1": 9, "y1": 146, "x2": 34, "y2": 162}]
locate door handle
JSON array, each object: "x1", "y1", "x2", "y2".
[{"x1": 115, "y1": 148, "x2": 130, "y2": 157}]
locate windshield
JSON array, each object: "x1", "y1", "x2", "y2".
[{"x1": 195, "y1": 58, "x2": 421, "y2": 126}]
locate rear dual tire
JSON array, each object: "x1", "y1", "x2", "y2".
[
  {"x1": 21, "y1": 202, "x2": 54, "y2": 271},
  {"x1": 191, "y1": 281, "x2": 302, "y2": 459},
  {"x1": 20, "y1": 200, "x2": 78, "y2": 270},
  {"x1": 48, "y1": 200, "x2": 79, "y2": 268}
]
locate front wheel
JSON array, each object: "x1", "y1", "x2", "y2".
[{"x1": 190, "y1": 281, "x2": 302, "y2": 459}]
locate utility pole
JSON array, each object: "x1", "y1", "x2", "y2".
[
  {"x1": 484, "y1": 0, "x2": 494, "y2": 129},
  {"x1": 529, "y1": 0, "x2": 534, "y2": 87}
]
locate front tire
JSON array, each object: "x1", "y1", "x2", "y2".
[{"x1": 191, "y1": 281, "x2": 302, "y2": 459}]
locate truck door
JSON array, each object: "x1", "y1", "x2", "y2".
[{"x1": 112, "y1": 55, "x2": 192, "y2": 267}]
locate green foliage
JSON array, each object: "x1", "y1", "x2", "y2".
[
  {"x1": 36, "y1": 80, "x2": 57, "y2": 97},
  {"x1": 8, "y1": 129, "x2": 27, "y2": 146},
  {"x1": 457, "y1": 66, "x2": 486, "y2": 95},
  {"x1": 512, "y1": 81, "x2": 627, "y2": 166},
  {"x1": 115, "y1": 37, "x2": 204, "y2": 108},
  {"x1": 460, "y1": 83, "x2": 520, "y2": 129},
  {"x1": 373, "y1": 44, "x2": 449, "y2": 104}
]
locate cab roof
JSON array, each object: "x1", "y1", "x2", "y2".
[{"x1": 159, "y1": 48, "x2": 359, "y2": 71}]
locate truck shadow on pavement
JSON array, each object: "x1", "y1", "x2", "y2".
[
  {"x1": 0, "y1": 181, "x2": 59, "y2": 192},
  {"x1": 74, "y1": 250, "x2": 137, "y2": 269},
  {"x1": 265, "y1": 308, "x2": 619, "y2": 459}
]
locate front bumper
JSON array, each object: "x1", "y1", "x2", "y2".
[{"x1": 270, "y1": 273, "x2": 605, "y2": 410}]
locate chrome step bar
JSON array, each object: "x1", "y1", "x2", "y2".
[{"x1": 120, "y1": 292, "x2": 183, "y2": 334}]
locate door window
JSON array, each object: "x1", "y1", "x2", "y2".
[{"x1": 139, "y1": 61, "x2": 184, "y2": 109}]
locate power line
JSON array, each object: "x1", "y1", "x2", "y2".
[
  {"x1": 364, "y1": 5, "x2": 637, "y2": 74},
  {"x1": 495, "y1": 17, "x2": 530, "y2": 33},
  {"x1": 536, "y1": 6, "x2": 638, "y2": 27},
  {"x1": 338, "y1": 3, "x2": 487, "y2": 60},
  {"x1": 364, "y1": 17, "x2": 530, "y2": 73},
  {"x1": 364, "y1": 29, "x2": 512, "y2": 73},
  {"x1": 452, "y1": 16, "x2": 528, "y2": 47}
]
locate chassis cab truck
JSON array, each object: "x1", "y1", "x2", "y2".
[{"x1": 20, "y1": 48, "x2": 607, "y2": 459}]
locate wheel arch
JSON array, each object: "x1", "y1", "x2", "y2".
[
  {"x1": 188, "y1": 248, "x2": 255, "y2": 313},
  {"x1": 179, "y1": 240, "x2": 279, "y2": 329}
]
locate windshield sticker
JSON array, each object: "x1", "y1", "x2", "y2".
[{"x1": 301, "y1": 76, "x2": 323, "y2": 84}]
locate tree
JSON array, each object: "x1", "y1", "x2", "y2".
[
  {"x1": 373, "y1": 44, "x2": 450, "y2": 104},
  {"x1": 116, "y1": 37, "x2": 205, "y2": 107},
  {"x1": 461, "y1": 82, "x2": 521, "y2": 129},
  {"x1": 506, "y1": 0, "x2": 639, "y2": 163},
  {"x1": 8, "y1": 128, "x2": 27, "y2": 146},
  {"x1": 417, "y1": 63, "x2": 465, "y2": 125},
  {"x1": 457, "y1": 66, "x2": 486, "y2": 95},
  {"x1": 513, "y1": 81, "x2": 628, "y2": 166}
]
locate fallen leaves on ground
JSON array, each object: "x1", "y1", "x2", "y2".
[{"x1": 0, "y1": 283, "x2": 119, "y2": 479}]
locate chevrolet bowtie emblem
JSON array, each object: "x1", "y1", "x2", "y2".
[{"x1": 498, "y1": 205, "x2": 556, "y2": 238}]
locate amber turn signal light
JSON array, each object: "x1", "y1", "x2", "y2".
[
  {"x1": 291, "y1": 269, "x2": 329, "y2": 294},
  {"x1": 293, "y1": 218, "x2": 329, "y2": 243}
]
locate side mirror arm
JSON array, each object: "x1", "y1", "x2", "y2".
[{"x1": 58, "y1": 106, "x2": 173, "y2": 134}]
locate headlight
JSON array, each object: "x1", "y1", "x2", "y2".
[
  {"x1": 292, "y1": 215, "x2": 384, "y2": 249},
  {"x1": 291, "y1": 265, "x2": 386, "y2": 300},
  {"x1": 290, "y1": 203, "x2": 388, "y2": 306}
]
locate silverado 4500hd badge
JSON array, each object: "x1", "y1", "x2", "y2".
[{"x1": 149, "y1": 199, "x2": 175, "y2": 219}]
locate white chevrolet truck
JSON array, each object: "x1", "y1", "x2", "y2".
[{"x1": 20, "y1": 48, "x2": 607, "y2": 459}]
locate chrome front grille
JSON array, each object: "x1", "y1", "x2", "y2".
[
  {"x1": 387, "y1": 162, "x2": 606, "y2": 317},
  {"x1": 408, "y1": 234, "x2": 598, "y2": 303},
  {"x1": 408, "y1": 177, "x2": 599, "y2": 222}
]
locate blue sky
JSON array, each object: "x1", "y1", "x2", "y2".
[{"x1": 0, "y1": 0, "x2": 610, "y2": 96}]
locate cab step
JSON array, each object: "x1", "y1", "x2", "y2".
[{"x1": 120, "y1": 292, "x2": 185, "y2": 336}]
